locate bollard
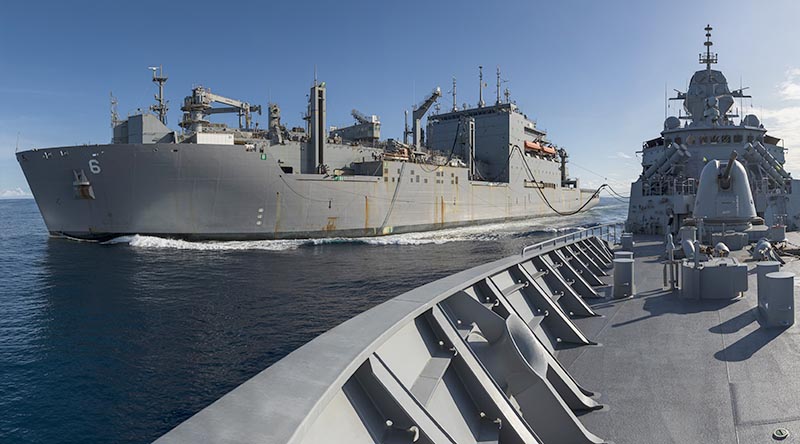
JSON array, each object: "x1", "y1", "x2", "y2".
[
  {"x1": 756, "y1": 261, "x2": 781, "y2": 311},
  {"x1": 614, "y1": 251, "x2": 633, "y2": 260},
  {"x1": 613, "y1": 258, "x2": 635, "y2": 299},
  {"x1": 621, "y1": 233, "x2": 634, "y2": 252},
  {"x1": 762, "y1": 271, "x2": 795, "y2": 328}
]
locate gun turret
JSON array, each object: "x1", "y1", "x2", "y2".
[{"x1": 719, "y1": 151, "x2": 738, "y2": 189}]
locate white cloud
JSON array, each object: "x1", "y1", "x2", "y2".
[
  {"x1": 614, "y1": 151, "x2": 632, "y2": 159},
  {"x1": 0, "y1": 187, "x2": 31, "y2": 199},
  {"x1": 779, "y1": 69, "x2": 800, "y2": 101},
  {"x1": 757, "y1": 69, "x2": 800, "y2": 171}
]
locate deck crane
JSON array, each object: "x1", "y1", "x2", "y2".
[
  {"x1": 351, "y1": 109, "x2": 378, "y2": 125},
  {"x1": 412, "y1": 87, "x2": 441, "y2": 148},
  {"x1": 179, "y1": 86, "x2": 262, "y2": 133}
]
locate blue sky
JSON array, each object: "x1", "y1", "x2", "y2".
[{"x1": 2, "y1": 0, "x2": 800, "y2": 197}]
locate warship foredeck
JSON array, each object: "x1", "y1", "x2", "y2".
[
  {"x1": 567, "y1": 233, "x2": 800, "y2": 443},
  {"x1": 154, "y1": 226, "x2": 800, "y2": 444}
]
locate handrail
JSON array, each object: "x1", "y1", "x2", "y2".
[{"x1": 520, "y1": 221, "x2": 626, "y2": 257}]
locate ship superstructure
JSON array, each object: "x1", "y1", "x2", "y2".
[
  {"x1": 17, "y1": 67, "x2": 598, "y2": 241},
  {"x1": 627, "y1": 26, "x2": 798, "y2": 235}
]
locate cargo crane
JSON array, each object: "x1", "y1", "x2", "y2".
[
  {"x1": 179, "y1": 86, "x2": 262, "y2": 133},
  {"x1": 412, "y1": 87, "x2": 441, "y2": 148},
  {"x1": 351, "y1": 109, "x2": 378, "y2": 125}
]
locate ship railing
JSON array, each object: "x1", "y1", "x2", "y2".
[
  {"x1": 752, "y1": 178, "x2": 791, "y2": 195},
  {"x1": 642, "y1": 178, "x2": 696, "y2": 196},
  {"x1": 520, "y1": 221, "x2": 627, "y2": 257}
]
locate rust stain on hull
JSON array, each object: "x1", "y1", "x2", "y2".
[{"x1": 324, "y1": 217, "x2": 337, "y2": 231}]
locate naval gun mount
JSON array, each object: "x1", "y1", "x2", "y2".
[{"x1": 682, "y1": 151, "x2": 767, "y2": 248}]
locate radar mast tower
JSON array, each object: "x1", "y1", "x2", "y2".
[
  {"x1": 110, "y1": 92, "x2": 120, "y2": 128},
  {"x1": 451, "y1": 77, "x2": 457, "y2": 112},
  {"x1": 478, "y1": 66, "x2": 485, "y2": 108},
  {"x1": 699, "y1": 25, "x2": 718, "y2": 71},
  {"x1": 148, "y1": 65, "x2": 169, "y2": 125}
]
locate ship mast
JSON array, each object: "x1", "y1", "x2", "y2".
[
  {"x1": 148, "y1": 65, "x2": 169, "y2": 125},
  {"x1": 478, "y1": 65, "x2": 485, "y2": 108},
  {"x1": 496, "y1": 66, "x2": 501, "y2": 105},
  {"x1": 451, "y1": 77, "x2": 457, "y2": 112},
  {"x1": 699, "y1": 24, "x2": 717, "y2": 71}
]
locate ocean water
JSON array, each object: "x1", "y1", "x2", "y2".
[{"x1": 0, "y1": 198, "x2": 626, "y2": 443}]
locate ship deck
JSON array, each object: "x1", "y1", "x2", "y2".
[{"x1": 562, "y1": 232, "x2": 800, "y2": 444}]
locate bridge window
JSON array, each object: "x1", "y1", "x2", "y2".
[{"x1": 733, "y1": 135, "x2": 743, "y2": 143}]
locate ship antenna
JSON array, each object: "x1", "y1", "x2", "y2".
[
  {"x1": 478, "y1": 65, "x2": 485, "y2": 108},
  {"x1": 110, "y1": 91, "x2": 119, "y2": 128},
  {"x1": 148, "y1": 65, "x2": 169, "y2": 125},
  {"x1": 403, "y1": 109, "x2": 409, "y2": 144},
  {"x1": 699, "y1": 24, "x2": 717, "y2": 71},
  {"x1": 452, "y1": 76, "x2": 458, "y2": 112},
  {"x1": 496, "y1": 66, "x2": 501, "y2": 105}
]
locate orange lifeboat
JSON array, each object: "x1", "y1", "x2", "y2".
[
  {"x1": 524, "y1": 141, "x2": 557, "y2": 156},
  {"x1": 541, "y1": 145, "x2": 557, "y2": 156},
  {"x1": 524, "y1": 141, "x2": 542, "y2": 152}
]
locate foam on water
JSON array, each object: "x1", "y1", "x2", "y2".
[{"x1": 102, "y1": 199, "x2": 626, "y2": 251}]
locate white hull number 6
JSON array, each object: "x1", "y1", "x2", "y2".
[{"x1": 88, "y1": 159, "x2": 101, "y2": 174}]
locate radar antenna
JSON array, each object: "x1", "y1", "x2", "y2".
[
  {"x1": 478, "y1": 66, "x2": 485, "y2": 108},
  {"x1": 495, "y1": 66, "x2": 509, "y2": 105},
  {"x1": 110, "y1": 91, "x2": 120, "y2": 128},
  {"x1": 699, "y1": 25, "x2": 718, "y2": 70},
  {"x1": 148, "y1": 65, "x2": 169, "y2": 125},
  {"x1": 451, "y1": 77, "x2": 457, "y2": 112}
]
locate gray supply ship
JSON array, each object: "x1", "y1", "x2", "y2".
[
  {"x1": 626, "y1": 25, "x2": 799, "y2": 235},
  {"x1": 16, "y1": 67, "x2": 598, "y2": 241},
  {"x1": 153, "y1": 27, "x2": 800, "y2": 444}
]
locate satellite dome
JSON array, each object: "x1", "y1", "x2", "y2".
[
  {"x1": 742, "y1": 114, "x2": 760, "y2": 127},
  {"x1": 664, "y1": 116, "x2": 681, "y2": 130}
]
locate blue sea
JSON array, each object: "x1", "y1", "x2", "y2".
[{"x1": 0, "y1": 197, "x2": 626, "y2": 443}]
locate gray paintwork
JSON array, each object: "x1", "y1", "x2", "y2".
[
  {"x1": 626, "y1": 27, "x2": 800, "y2": 235},
  {"x1": 16, "y1": 77, "x2": 597, "y2": 241},
  {"x1": 152, "y1": 224, "x2": 800, "y2": 444},
  {"x1": 154, "y1": 224, "x2": 622, "y2": 444}
]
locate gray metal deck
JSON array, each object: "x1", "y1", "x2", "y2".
[
  {"x1": 566, "y1": 233, "x2": 800, "y2": 444},
  {"x1": 153, "y1": 227, "x2": 800, "y2": 444}
]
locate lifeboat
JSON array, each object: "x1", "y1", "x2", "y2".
[
  {"x1": 541, "y1": 144, "x2": 557, "y2": 156},
  {"x1": 524, "y1": 140, "x2": 557, "y2": 156}
]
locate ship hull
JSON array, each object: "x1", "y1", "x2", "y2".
[{"x1": 17, "y1": 144, "x2": 598, "y2": 241}]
